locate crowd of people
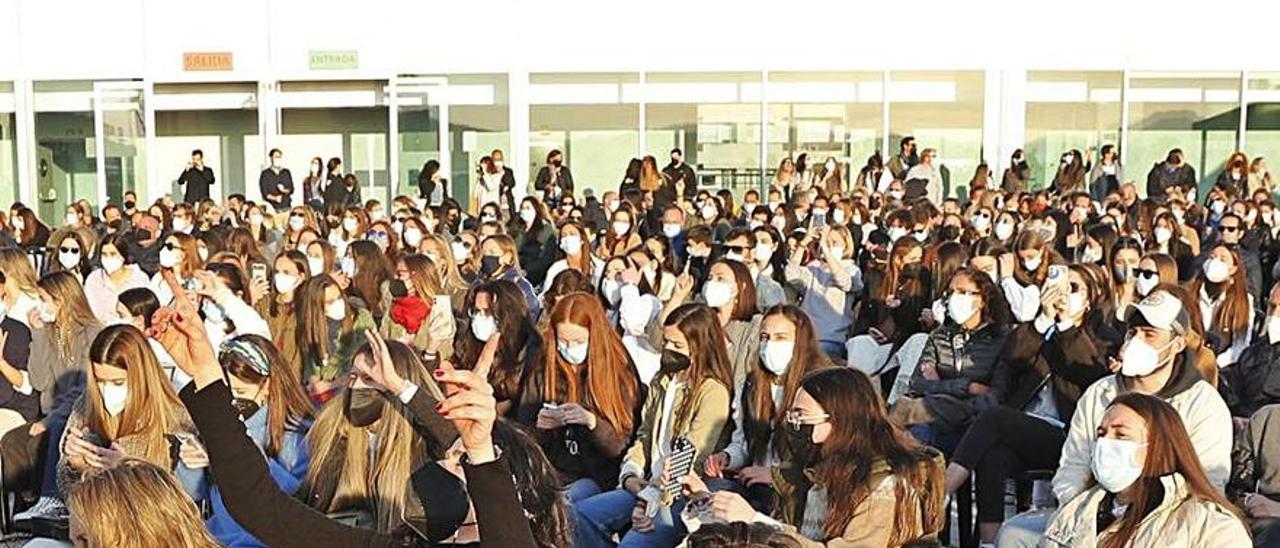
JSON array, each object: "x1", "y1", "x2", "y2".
[{"x1": 0, "y1": 137, "x2": 1277, "y2": 548}]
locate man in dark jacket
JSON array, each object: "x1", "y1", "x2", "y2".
[
  {"x1": 177, "y1": 149, "x2": 215, "y2": 204},
  {"x1": 258, "y1": 148, "x2": 294, "y2": 212},
  {"x1": 125, "y1": 214, "x2": 164, "y2": 276},
  {"x1": 490, "y1": 149, "x2": 517, "y2": 216},
  {"x1": 1146, "y1": 148, "x2": 1198, "y2": 201},
  {"x1": 661, "y1": 148, "x2": 696, "y2": 192}
]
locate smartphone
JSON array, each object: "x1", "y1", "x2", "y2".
[
  {"x1": 812, "y1": 213, "x2": 827, "y2": 228},
  {"x1": 250, "y1": 262, "x2": 268, "y2": 284},
  {"x1": 1047, "y1": 264, "x2": 1069, "y2": 291}
]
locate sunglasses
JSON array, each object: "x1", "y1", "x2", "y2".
[
  {"x1": 724, "y1": 245, "x2": 748, "y2": 254},
  {"x1": 1134, "y1": 268, "x2": 1158, "y2": 278},
  {"x1": 784, "y1": 409, "x2": 830, "y2": 431},
  {"x1": 367, "y1": 231, "x2": 388, "y2": 239},
  {"x1": 1221, "y1": 226, "x2": 1241, "y2": 233},
  {"x1": 163, "y1": 243, "x2": 181, "y2": 251},
  {"x1": 59, "y1": 247, "x2": 80, "y2": 254}
]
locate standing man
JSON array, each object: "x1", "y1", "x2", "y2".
[
  {"x1": 1146, "y1": 148, "x2": 1198, "y2": 202},
  {"x1": 490, "y1": 149, "x2": 517, "y2": 215},
  {"x1": 258, "y1": 148, "x2": 294, "y2": 213},
  {"x1": 662, "y1": 148, "x2": 697, "y2": 195},
  {"x1": 887, "y1": 136, "x2": 918, "y2": 181},
  {"x1": 177, "y1": 149, "x2": 215, "y2": 205},
  {"x1": 533, "y1": 149, "x2": 574, "y2": 203}
]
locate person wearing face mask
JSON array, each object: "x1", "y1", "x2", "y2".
[
  {"x1": 541, "y1": 221, "x2": 602, "y2": 297},
  {"x1": 476, "y1": 235, "x2": 540, "y2": 317},
  {"x1": 683, "y1": 367, "x2": 945, "y2": 547},
  {"x1": 532, "y1": 149, "x2": 574, "y2": 204},
  {"x1": 205, "y1": 334, "x2": 315, "y2": 547},
  {"x1": 1049, "y1": 149, "x2": 1089, "y2": 194},
  {"x1": 509, "y1": 197, "x2": 557, "y2": 288},
  {"x1": 513, "y1": 293, "x2": 642, "y2": 504},
  {"x1": 999, "y1": 229, "x2": 1062, "y2": 323},
  {"x1": 944, "y1": 264, "x2": 1119, "y2": 544},
  {"x1": 456, "y1": 280, "x2": 541, "y2": 418},
  {"x1": 701, "y1": 305, "x2": 831, "y2": 513},
  {"x1": 1109, "y1": 238, "x2": 1144, "y2": 328},
  {"x1": 178, "y1": 149, "x2": 216, "y2": 205},
  {"x1": 990, "y1": 210, "x2": 1019, "y2": 245},
  {"x1": 193, "y1": 265, "x2": 274, "y2": 353},
  {"x1": 1147, "y1": 211, "x2": 1196, "y2": 278},
  {"x1": 1146, "y1": 148, "x2": 1197, "y2": 202},
  {"x1": 81, "y1": 234, "x2": 148, "y2": 324},
  {"x1": 785, "y1": 225, "x2": 863, "y2": 361},
  {"x1": 1217, "y1": 151, "x2": 1252, "y2": 197},
  {"x1": 1000, "y1": 149, "x2": 1031, "y2": 193},
  {"x1": 1039, "y1": 393, "x2": 1248, "y2": 547},
  {"x1": 259, "y1": 148, "x2": 294, "y2": 212},
  {"x1": 720, "y1": 228, "x2": 785, "y2": 311},
  {"x1": 292, "y1": 275, "x2": 375, "y2": 403},
  {"x1": 45, "y1": 229, "x2": 92, "y2": 281},
  {"x1": 415, "y1": 159, "x2": 449, "y2": 208},
  {"x1": 1088, "y1": 144, "x2": 1124, "y2": 201},
  {"x1": 147, "y1": 233, "x2": 202, "y2": 306},
  {"x1": 1193, "y1": 243, "x2": 1255, "y2": 368},
  {"x1": 574, "y1": 303, "x2": 732, "y2": 548},
  {"x1": 997, "y1": 289, "x2": 1232, "y2": 548},
  {"x1": 665, "y1": 259, "x2": 761, "y2": 393},
  {"x1": 379, "y1": 254, "x2": 456, "y2": 363},
  {"x1": 662, "y1": 148, "x2": 697, "y2": 198},
  {"x1": 848, "y1": 237, "x2": 929, "y2": 383},
  {"x1": 1204, "y1": 211, "x2": 1266, "y2": 305},
  {"x1": 896, "y1": 268, "x2": 1009, "y2": 456}
]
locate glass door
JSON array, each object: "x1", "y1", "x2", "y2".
[
  {"x1": 93, "y1": 81, "x2": 152, "y2": 207},
  {"x1": 389, "y1": 77, "x2": 446, "y2": 204}
]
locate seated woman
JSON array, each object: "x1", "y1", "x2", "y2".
[
  {"x1": 1040, "y1": 393, "x2": 1249, "y2": 546},
  {"x1": 380, "y1": 253, "x2": 456, "y2": 361},
  {"x1": 900, "y1": 267, "x2": 1010, "y2": 454},
  {"x1": 82, "y1": 233, "x2": 148, "y2": 324},
  {"x1": 477, "y1": 234, "x2": 540, "y2": 317},
  {"x1": 664, "y1": 258, "x2": 761, "y2": 390},
  {"x1": 516, "y1": 292, "x2": 643, "y2": 503},
  {"x1": 784, "y1": 224, "x2": 863, "y2": 359},
  {"x1": 206, "y1": 334, "x2": 315, "y2": 547},
  {"x1": 58, "y1": 324, "x2": 206, "y2": 502},
  {"x1": 456, "y1": 280, "x2": 542, "y2": 418},
  {"x1": 847, "y1": 237, "x2": 929, "y2": 381},
  {"x1": 944, "y1": 263, "x2": 1119, "y2": 544},
  {"x1": 703, "y1": 304, "x2": 831, "y2": 514},
  {"x1": 574, "y1": 303, "x2": 733, "y2": 548},
  {"x1": 685, "y1": 367, "x2": 945, "y2": 547},
  {"x1": 293, "y1": 275, "x2": 376, "y2": 403},
  {"x1": 66, "y1": 459, "x2": 220, "y2": 548}
]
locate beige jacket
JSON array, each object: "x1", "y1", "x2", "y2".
[
  {"x1": 618, "y1": 374, "x2": 731, "y2": 484},
  {"x1": 1040, "y1": 474, "x2": 1249, "y2": 547}
]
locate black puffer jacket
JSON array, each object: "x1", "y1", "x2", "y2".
[
  {"x1": 1221, "y1": 337, "x2": 1280, "y2": 418},
  {"x1": 908, "y1": 322, "x2": 1009, "y2": 430}
]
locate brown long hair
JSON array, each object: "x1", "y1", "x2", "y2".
[
  {"x1": 38, "y1": 271, "x2": 101, "y2": 359},
  {"x1": 219, "y1": 334, "x2": 315, "y2": 458},
  {"x1": 873, "y1": 237, "x2": 925, "y2": 302},
  {"x1": 1012, "y1": 229, "x2": 1052, "y2": 287},
  {"x1": 639, "y1": 155, "x2": 664, "y2": 192},
  {"x1": 746, "y1": 305, "x2": 830, "y2": 464},
  {"x1": 541, "y1": 293, "x2": 640, "y2": 435},
  {"x1": 347, "y1": 240, "x2": 391, "y2": 317},
  {"x1": 293, "y1": 275, "x2": 351, "y2": 377},
  {"x1": 86, "y1": 325, "x2": 188, "y2": 466},
  {"x1": 1098, "y1": 393, "x2": 1246, "y2": 548},
  {"x1": 662, "y1": 304, "x2": 734, "y2": 431},
  {"x1": 710, "y1": 259, "x2": 759, "y2": 322},
  {"x1": 557, "y1": 220, "x2": 597, "y2": 274},
  {"x1": 1189, "y1": 244, "x2": 1251, "y2": 348},
  {"x1": 401, "y1": 254, "x2": 445, "y2": 300},
  {"x1": 66, "y1": 459, "x2": 220, "y2": 548},
  {"x1": 800, "y1": 368, "x2": 945, "y2": 544}
]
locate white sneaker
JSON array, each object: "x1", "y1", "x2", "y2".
[{"x1": 13, "y1": 496, "x2": 67, "y2": 521}]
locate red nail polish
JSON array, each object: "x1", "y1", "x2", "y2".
[{"x1": 433, "y1": 369, "x2": 445, "y2": 378}]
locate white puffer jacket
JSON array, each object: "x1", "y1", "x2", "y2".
[
  {"x1": 1040, "y1": 473, "x2": 1249, "y2": 547},
  {"x1": 1051, "y1": 363, "x2": 1231, "y2": 505}
]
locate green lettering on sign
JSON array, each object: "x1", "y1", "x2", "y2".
[{"x1": 308, "y1": 50, "x2": 359, "y2": 70}]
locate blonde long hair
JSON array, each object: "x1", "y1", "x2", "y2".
[
  {"x1": 38, "y1": 271, "x2": 101, "y2": 360},
  {"x1": 0, "y1": 248, "x2": 39, "y2": 298},
  {"x1": 300, "y1": 340, "x2": 447, "y2": 532},
  {"x1": 86, "y1": 325, "x2": 188, "y2": 466},
  {"x1": 67, "y1": 459, "x2": 219, "y2": 548},
  {"x1": 423, "y1": 233, "x2": 467, "y2": 291}
]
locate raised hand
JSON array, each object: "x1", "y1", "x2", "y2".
[
  {"x1": 354, "y1": 329, "x2": 407, "y2": 394},
  {"x1": 433, "y1": 348, "x2": 498, "y2": 464},
  {"x1": 150, "y1": 270, "x2": 221, "y2": 388}
]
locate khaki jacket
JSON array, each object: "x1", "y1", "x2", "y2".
[
  {"x1": 1041, "y1": 474, "x2": 1250, "y2": 547},
  {"x1": 618, "y1": 374, "x2": 730, "y2": 484}
]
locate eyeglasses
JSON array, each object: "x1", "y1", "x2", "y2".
[
  {"x1": 59, "y1": 247, "x2": 80, "y2": 254},
  {"x1": 1069, "y1": 282, "x2": 1085, "y2": 294},
  {"x1": 784, "y1": 409, "x2": 830, "y2": 431},
  {"x1": 724, "y1": 245, "x2": 748, "y2": 254}
]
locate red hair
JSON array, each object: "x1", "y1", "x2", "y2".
[{"x1": 542, "y1": 293, "x2": 640, "y2": 434}]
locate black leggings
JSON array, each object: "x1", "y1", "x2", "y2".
[{"x1": 950, "y1": 406, "x2": 1066, "y2": 523}]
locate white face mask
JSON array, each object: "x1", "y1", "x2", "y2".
[
  {"x1": 340, "y1": 256, "x2": 357, "y2": 277},
  {"x1": 289, "y1": 217, "x2": 306, "y2": 231},
  {"x1": 1081, "y1": 246, "x2": 1103, "y2": 264},
  {"x1": 158, "y1": 247, "x2": 181, "y2": 269},
  {"x1": 771, "y1": 218, "x2": 787, "y2": 232},
  {"x1": 602, "y1": 279, "x2": 622, "y2": 307},
  {"x1": 325, "y1": 298, "x2": 346, "y2": 321},
  {"x1": 947, "y1": 293, "x2": 979, "y2": 325},
  {"x1": 913, "y1": 230, "x2": 929, "y2": 243},
  {"x1": 759, "y1": 340, "x2": 794, "y2": 376},
  {"x1": 1268, "y1": 315, "x2": 1280, "y2": 345},
  {"x1": 520, "y1": 209, "x2": 536, "y2": 224},
  {"x1": 274, "y1": 273, "x2": 300, "y2": 293},
  {"x1": 703, "y1": 279, "x2": 735, "y2": 308},
  {"x1": 202, "y1": 300, "x2": 226, "y2": 324},
  {"x1": 307, "y1": 257, "x2": 325, "y2": 277},
  {"x1": 663, "y1": 224, "x2": 683, "y2": 238},
  {"x1": 754, "y1": 243, "x2": 774, "y2": 264},
  {"x1": 1091, "y1": 437, "x2": 1146, "y2": 493},
  {"x1": 827, "y1": 246, "x2": 846, "y2": 260},
  {"x1": 98, "y1": 382, "x2": 128, "y2": 417},
  {"x1": 1023, "y1": 254, "x2": 1042, "y2": 272},
  {"x1": 1203, "y1": 258, "x2": 1231, "y2": 283},
  {"x1": 38, "y1": 301, "x2": 57, "y2": 323},
  {"x1": 58, "y1": 249, "x2": 81, "y2": 269},
  {"x1": 101, "y1": 255, "x2": 125, "y2": 275},
  {"x1": 700, "y1": 204, "x2": 718, "y2": 220},
  {"x1": 889, "y1": 190, "x2": 905, "y2": 201},
  {"x1": 1154, "y1": 227, "x2": 1173, "y2": 244},
  {"x1": 1135, "y1": 272, "x2": 1159, "y2": 297},
  {"x1": 65, "y1": 213, "x2": 79, "y2": 227},
  {"x1": 1067, "y1": 291, "x2": 1087, "y2": 319},
  {"x1": 971, "y1": 215, "x2": 991, "y2": 231},
  {"x1": 172, "y1": 217, "x2": 191, "y2": 233},
  {"x1": 557, "y1": 340, "x2": 589, "y2": 365},
  {"x1": 1119, "y1": 336, "x2": 1176, "y2": 377},
  {"x1": 402, "y1": 228, "x2": 423, "y2": 249},
  {"x1": 888, "y1": 227, "x2": 908, "y2": 242},
  {"x1": 451, "y1": 242, "x2": 471, "y2": 263},
  {"x1": 832, "y1": 209, "x2": 846, "y2": 224},
  {"x1": 198, "y1": 247, "x2": 209, "y2": 262},
  {"x1": 994, "y1": 222, "x2": 1014, "y2": 241},
  {"x1": 471, "y1": 312, "x2": 497, "y2": 341},
  {"x1": 559, "y1": 235, "x2": 582, "y2": 255},
  {"x1": 369, "y1": 209, "x2": 386, "y2": 222},
  {"x1": 613, "y1": 222, "x2": 631, "y2": 236},
  {"x1": 342, "y1": 218, "x2": 359, "y2": 234}
]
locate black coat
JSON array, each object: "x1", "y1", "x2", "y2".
[
  {"x1": 1000, "y1": 314, "x2": 1119, "y2": 422},
  {"x1": 178, "y1": 166, "x2": 215, "y2": 204}
]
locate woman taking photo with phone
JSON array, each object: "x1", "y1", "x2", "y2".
[
  {"x1": 574, "y1": 303, "x2": 733, "y2": 548},
  {"x1": 516, "y1": 292, "x2": 643, "y2": 503},
  {"x1": 685, "y1": 367, "x2": 945, "y2": 547}
]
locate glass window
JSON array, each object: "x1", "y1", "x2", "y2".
[
  {"x1": 1127, "y1": 72, "x2": 1241, "y2": 196},
  {"x1": 1025, "y1": 71, "x2": 1123, "y2": 189},
  {"x1": 155, "y1": 82, "x2": 259, "y2": 201},
  {"x1": 34, "y1": 81, "x2": 96, "y2": 224},
  {"x1": 1246, "y1": 72, "x2": 1280, "y2": 187},
  {"x1": 644, "y1": 72, "x2": 763, "y2": 194},
  {"x1": 765, "y1": 71, "x2": 884, "y2": 194},
  {"x1": 446, "y1": 74, "x2": 509, "y2": 211},
  {"x1": 888, "y1": 71, "x2": 985, "y2": 199},
  {"x1": 0, "y1": 82, "x2": 16, "y2": 209},
  {"x1": 529, "y1": 72, "x2": 639, "y2": 201},
  {"x1": 274, "y1": 80, "x2": 389, "y2": 209}
]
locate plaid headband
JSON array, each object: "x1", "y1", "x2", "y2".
[{"x1": 219, "y1": 337, "x2": 271, "y2": 377}]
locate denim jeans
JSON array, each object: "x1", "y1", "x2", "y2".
[
  {"x1": 908, "y1": 422, "x2": 964, "y2": 457},
  {"x1": 574, "y1": 488, "x2": 688, "y2": 548},
  {"x1": 566, "y1": 477, "x2": 604, "y2": 504}
]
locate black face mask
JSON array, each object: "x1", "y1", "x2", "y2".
[
  {"x1": 133, "y1": 228, "x2": 153, "y2": 243},
  {"x1": 937, "y1": 225, "x2": 961, "y2": 242},
  {"x1": 389, "y1": 279, "x2": 409, "y2": 298},
  {"x1": 345, "y1": 388, "x2": 385, "y2": 427},
  {"x1": 783, "y1": 423, "x2": 822, "y2": 467},
  {"x1": 231, "y1": 398, "x2": 261, "y2": 421},
  {"x1": 659, "y1": 349, "x2": 691, "y2": 374},
  {"x1": 551, "y1": 159, "x2": 562, "y2": 167},
  {"x1": 900, "y1": 262, "x2": 924, "y2": 278},
  {"x1": 407, "y1": 461, "x2": 470, "y2": 543},
  {"x1": 124, "y1": 201, "x2": 136, "y2": 210},
  {"x1": 480, "y1": 256, "x2": 502, "y2": 277}
]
